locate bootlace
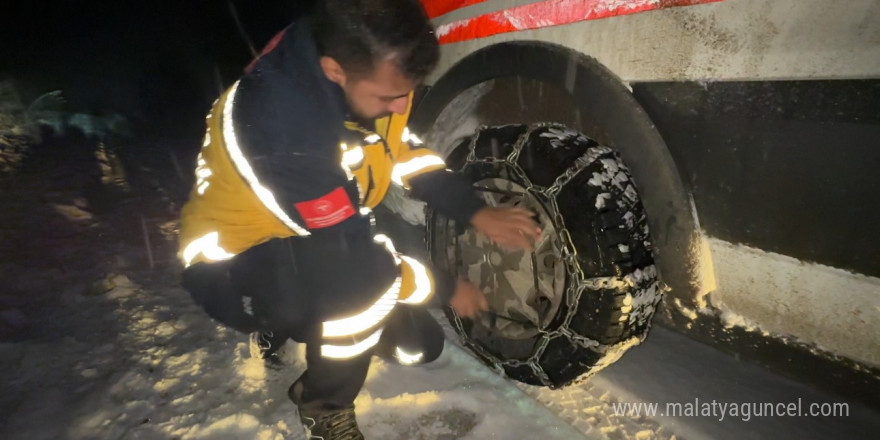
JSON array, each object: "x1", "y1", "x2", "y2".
[{"x1": 257, "y1": 331, "x2": 274, "y2": 352}]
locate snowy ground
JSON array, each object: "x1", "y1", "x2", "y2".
[
  {"x1": 0, "y1": 133, "x2": 587, "y2": 440},
  {"x1": 0, "y1": 272, "x2": 584, "y2": 440},
  {"x1": 2, "y1": 133, "x2": 878, "y2": 439}
]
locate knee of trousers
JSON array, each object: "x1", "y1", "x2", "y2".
[
  {"x1": 413, "y1": 333, "x2": 445, "y2": 365},
  {"x1": 391, "y1": 332, "x2": 444, "y2": 365},
  {"x1": 378, "y1": 306, "x2": 445, "y2": 365}
]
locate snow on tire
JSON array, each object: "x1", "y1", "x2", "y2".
[{"x1": 427, "y1": 123, "x2": 665, "y2": 388}]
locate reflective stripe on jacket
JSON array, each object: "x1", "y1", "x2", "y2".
[
  {"x1": 179, "y1": 82, "x2": 310, "y2": 268},
  {"x1": 342, "y1": 95, "x2": 446, "y2": 209}
]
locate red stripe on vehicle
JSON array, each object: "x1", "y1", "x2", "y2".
[
  {"x1": 421, "y1": 0, "x2": 491, "y2": 18},
  {"x1": 435, "y1": 0, "x2": 726, "y2": 44}
]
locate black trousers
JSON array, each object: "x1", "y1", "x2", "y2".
[{"x1": 181, "y1": 237, "x2": 445, "y2": 409}]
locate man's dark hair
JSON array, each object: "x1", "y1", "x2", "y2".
[{"x1": 312, "y1": 0, "x2": 439, "y2": 80}]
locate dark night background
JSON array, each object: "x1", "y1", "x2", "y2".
[{"x1": 1, "y1": 0, "x2": 315, "y2": 138}]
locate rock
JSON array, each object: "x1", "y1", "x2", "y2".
[
  {"x1": 83, "y1": 273, "x2": 137, "y2": 298},
  {"x1": 52, "y1": 203, "x2": 94, "y2": 222},
  {"x1": 83, "y1": 278, "x2": 116, "y2": 296},
  {"x1": 110, "y1": 274, "x2": 133, "y2": 287}
]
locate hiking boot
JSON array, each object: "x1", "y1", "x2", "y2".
[
  {"x1": 289, "y1": 380, "x2": 365, "y2": 440},
  {"x1": 300, "y1": 406, "x2": 365, "y2": 440},
  {"x1": 248, "y1": 331, "x2": 285, "y2": 368}
]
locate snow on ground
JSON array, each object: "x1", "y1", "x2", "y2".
[{"x1": 1, "y1": 271, "x2": 585, "y2": 440}]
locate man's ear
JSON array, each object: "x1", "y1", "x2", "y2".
[{"x1": 320, "y1": 56, "x2": 347, "y2": 87}]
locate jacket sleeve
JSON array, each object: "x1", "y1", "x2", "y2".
[
  {"x1": 392, "y1": 134, "x2": 485, "y2": 225},
  {"x1": 408, "y1": 168, "x2": 485, "y2": 225}
]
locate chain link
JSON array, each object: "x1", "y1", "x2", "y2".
[{"x1": 545, "y1": 144, "x2": 612, "y2": 197}]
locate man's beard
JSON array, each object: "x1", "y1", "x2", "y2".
[
  {"x1": 352, "y1": 106, "x2": 391, "y2": 121},
  {"x1": 345, "y1": 95, "x2": 390, "y2": 121}
]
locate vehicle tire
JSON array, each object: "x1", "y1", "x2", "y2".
[{"x1": 427, "y1": 123, "x2": 665, "y2": 388}]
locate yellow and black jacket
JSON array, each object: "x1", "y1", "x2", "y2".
[{"x1": 178, "y1": 21, "x2": 483, "y2": 314}]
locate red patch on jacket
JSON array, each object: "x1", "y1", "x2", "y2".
[{"x1": 294, "y1": 187, "x2": 356, "y2": 229}]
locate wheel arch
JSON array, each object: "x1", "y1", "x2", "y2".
[{"x1": 411, "y1": 40, "x2": 715, "y2": 308}]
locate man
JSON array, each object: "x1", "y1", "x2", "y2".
[{"x1": 177, "y1": 0, "x2": 541, "y2": 438}]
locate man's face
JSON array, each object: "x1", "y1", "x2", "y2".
[{"x1": 324, "y1": 56, "x2": 418, "y2": 120}]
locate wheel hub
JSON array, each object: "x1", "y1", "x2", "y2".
[{"x1": 452, "y1": 177, "x2": 566, "y2": 339}]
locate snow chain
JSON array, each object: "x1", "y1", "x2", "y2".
[{"x1": 428, "y1": 123, "x2": 659, "y2": 388}]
